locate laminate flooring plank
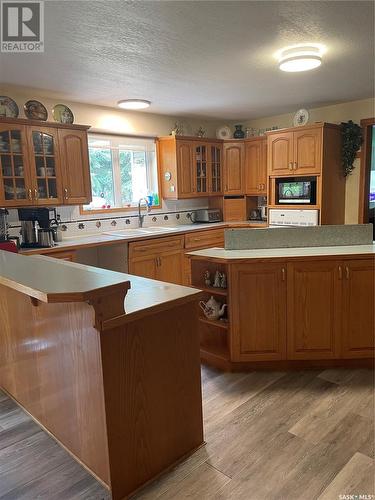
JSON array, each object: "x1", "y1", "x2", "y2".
[
  {"x1": 131, "y1": 445, "x2": 211, "y2": 500},
  {"x1": 318, "y1": 368, "x2": 367, "y2": 385},
  {"x1": 214, "y1": 411, "x2": 374, "y2": 500},
  {"x1": 318, "y1": 452, "x2": 375, "y2": 500},
  {"x1": 275, "y1": 411, "x2": 374, "y2": 500},
  {"x1": 136, "y1": 462, "x2": 231, "y2": 500},
  {"x1": 205, "y1": 372, "x2": 336, "y2": 477},
  {"x1": 290, "y1": 370, "x2": 374, "y2": 445},
  {"x1": 0, "y1": 419, "x2": 41, "y2": 451},
  {"x1": 203, "y1": 370, "x2": 285, "y2": 428},
  {"x1": 0, "y1": 459, "x2": 110, "y2": 500},
  {"x1": 0, "y1": 431, "x2": 77, "y2": 497},
  {"x1": 0, "y1": 399, "x2": 30, "y2": 430}
]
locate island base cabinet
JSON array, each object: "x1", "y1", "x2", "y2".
[
  {"x1": 287, "y1": 260, "x2": 341, "y2": 360},
  {"x1": 341, "y1": 259, "x2": 375, "y2": 358},
  {"x1": 230, "y1": 263, "x2": 287, "y2": 361}
]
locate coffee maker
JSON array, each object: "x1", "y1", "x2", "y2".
[
  {"x1": 0, "y1": 208, "x2": 19, "y2": 251},
  {"x1": 18, "y1": 208, "x2": 57, "y2": 248}
]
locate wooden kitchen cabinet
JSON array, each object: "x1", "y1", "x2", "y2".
[
  {"x1": 341, "y1": 259, "x2": 375, "y2": 358},
  {"x1": 0, "y1": 118, "x2": 91, "y2": 207},
  {"x1": 293, "y1": 128, "x2": 322, "y2": 175},
  {"x1": 129, "y1": 235, "x2": 184, "y2": 284},
  {"x1": 267, "y1": 124, "x2": 325, "y2": 177},
  {"x1": 244, "y1": 138, "x2": 267, "y2": 195},
  {"x1": 190, "y1": 252, "x2": 374, "y2": 371},
  {"x1": 223, "y1": 142, "x2": 245, "y2": 195},
  {"x1": 26, "y1": 125, "x2": 63, "y2": 205},
  {"x1": 231, "y1": 262, "x2": 287, "y2": 361},
  {"x1": 58, "y1": 128, "x2": 92, "y2": 205},
  {"x1": 158, "y1": 136, "x2": 223, "y2": 199},
  {"x1": 0, "y1": 123, "x2": 33, "y2": 206},
  {"x1": 287, "y1": 260, "x2": 341, "y2": 359}
]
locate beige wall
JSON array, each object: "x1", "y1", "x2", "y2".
[
  {"x1": 240, "y1": 98, "x2": 375, "y2": 224},
  {"x1": 0, "y1": 84, "x2": 222, "y2": 137}
]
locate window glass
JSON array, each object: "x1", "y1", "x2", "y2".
[{"x1": 84, "y1": 134, "x2": 158, "y2": 211}]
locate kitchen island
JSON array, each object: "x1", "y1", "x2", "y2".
[
  {"x1": 0, "y1": 251, "x2": 204, "y2": 499},
  {"x1": 188, "y1": 243, "x2": 375, "y2": 371}
]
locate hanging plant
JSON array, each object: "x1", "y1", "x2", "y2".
[{"x1": 341, "y1": 120, "x2": 363, "y2": 177}]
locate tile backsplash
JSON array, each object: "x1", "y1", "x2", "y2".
[{"x1": 6, "y1": 198, "x2": 210, "y2": 239}]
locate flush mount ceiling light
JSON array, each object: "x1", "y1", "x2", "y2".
[
  {"x1": 117, "y1": 99, "x2": 151, "y2": 110},
  {"x1": 277, "y1": 44, "x2": 325, "y2": 72}
]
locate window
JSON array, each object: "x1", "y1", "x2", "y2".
[{"x1": 83, "y1": 134, "x2": 159, "y2": 211}]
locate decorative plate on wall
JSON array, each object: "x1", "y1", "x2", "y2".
[
  {"x1": 0, "y1": 96, "x2": 19, "y2": 118},
  {"x1": 293, "y1": 108, "x2": 309, "y2": 127},
  {"x1": 52, "y1": 104, "x2": 74, "y2": 124},
  {"x1": 216, "y1": 125, "x2": 232, "y2": 140},
  {"x1": 24, "y1": 100, "x2": 48, "y2": 121}
]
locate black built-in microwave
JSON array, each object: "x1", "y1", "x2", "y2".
[{"x1": 275, "y1": 177, "x2": 317, "y2": 205}]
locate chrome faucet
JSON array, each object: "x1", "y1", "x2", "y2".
[{"x1": 138, "y1": 198, "x2": 151, "y2": 228}]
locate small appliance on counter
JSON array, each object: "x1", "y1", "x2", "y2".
[
  {"x1": 18, "y1": 207, "x2": 58, "y2": 248},
  {"x1": 191, "y1": 208, "x2": 222, "y2": 223},
  {"x1": 250, "y1": 206, "x2": 267, "y2": 222},
  {"x1": 0, "y1": 208, "x2": 19, "y2": 252}
]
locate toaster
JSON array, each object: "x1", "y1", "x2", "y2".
[{"x1": 191, "y1": 209, "x2": 222, "y2": 223}]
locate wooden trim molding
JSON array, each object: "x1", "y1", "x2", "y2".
[{"x1": 358, "y1": 117, "x2": 375, "y2": 223}]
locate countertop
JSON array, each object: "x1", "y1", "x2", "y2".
[
  {"x1": 188, "y1": 244, "x2": 375, "y2": 261},
  {"x1": 0, "y1": 250, "x2": 201, "y2": 312},
  {"x1": 19, "y1": 221, "x2": 267, "y2": 254}
]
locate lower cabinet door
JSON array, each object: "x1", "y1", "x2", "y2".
[
  {"x1": 287, "y1": 260, "x2": 341, "y2": 359},
  {"x1": 230, "y1": 263, "x2": 287, "y2": 361},
  {"x1": 158, "y1": 251, "x2": 183, "y2": 285},
  {"x1": 129, "y1": 256, "x2": 157, "y2": 280},
  {"x1": 341, "y1": 259, "x2": 375, "y2": 358}
]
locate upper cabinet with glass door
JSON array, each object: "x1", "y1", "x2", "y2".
[
  {"x1": 193, "y1": 143, "x2": 208, "y2": 195},
  {"x1": 158, "y1": 136, "x2": 223, "y2": 199},
  {"x1": 0, "y1": 124, "x2": 33, "y2": 206},
  {"x1": 0, "y1": 118, "x2": 91, "y2": 207},
  {"x1": 210, "y1": 145, "x2": 222, "y2": 195},
  {"x1": 27, "y1": 126, "x2": 62, "y2": 205}
]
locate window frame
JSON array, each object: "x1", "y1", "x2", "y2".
[{"x1": 80, "y1": 132, "x2": 161, "y2": 215}]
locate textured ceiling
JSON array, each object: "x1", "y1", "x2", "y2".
[{"x1": 0, "y1": 0, "x2": 374, "y2": 119}]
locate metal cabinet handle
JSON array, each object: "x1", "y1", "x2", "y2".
[
  {"x1": 28, "y1": 189, "x2": 33, "y2": 201},
  {"x1": 345, "y1": 266, "x2": 350, "y2": 279},
  {"x1": 288, "y1": 162, "x2": 293, "y2": 170},
  {"x1": 34, "y1": 188, "x2": 38, "y2": 200},
  {"x1": 281, "y1": 268, "x2": 286, "y2": 281},
  {"x1": 64, "y1": 188, "x2": 69, "y2": 200},
  {"x1": 338, "y1": 266, "x2": 343, "y2": 280},
  {"x1": 293, "y1": 162, "x2": 298, "y2": 170}
]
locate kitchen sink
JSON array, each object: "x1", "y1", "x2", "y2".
[
  {"x1": 103, "y1": 229, "x2": 150, "y2": 237},
  {"x1": 140, "y1": 226, "x2": 178, "y2": 233},
  {"x1": 104, "y1": 227, "x2": 178, "y2": 238}
]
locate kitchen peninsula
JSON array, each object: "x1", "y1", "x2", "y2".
[
  {"x1": 0, "y1": 251, "x2": 204, "y2": 500},
  {"x1": 189, "y1": 226, "x2": 375, "y2": 371}
]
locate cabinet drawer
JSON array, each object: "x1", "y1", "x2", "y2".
[
  {"x1": 44, "y1": 250, "x2": 76, "y2": 261},
  {"x1": 185, "y1": 229, "x2": 225, "y2": 249},
  {"x1": 129, "y1": 235, "x2": 184, "y2": 259}
]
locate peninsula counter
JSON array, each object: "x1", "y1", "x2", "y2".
[{"x1": 0, "y1": 251, "x2": 204, "y2": 499}]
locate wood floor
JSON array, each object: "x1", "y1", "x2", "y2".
[{"x1": 0, "y1": 367, "x2": 373, "y2": 499}]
